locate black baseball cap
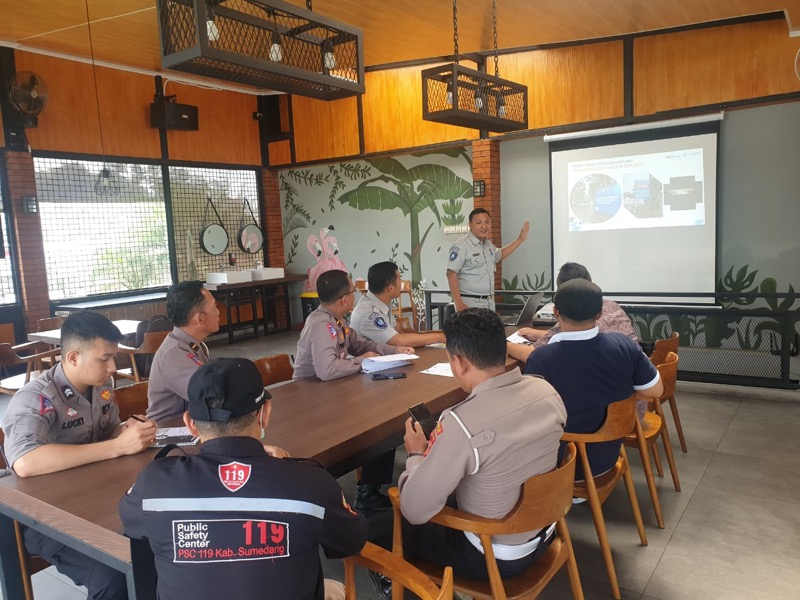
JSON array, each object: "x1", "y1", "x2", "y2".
[
  {"x1": 188, "y1": 358, "x2": 271, "y2": 423},
  {"x1": 554, "y1": 279, "x2": 603, "y2": 322}
]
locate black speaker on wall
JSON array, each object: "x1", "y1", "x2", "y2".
[{"x1": 150, "y1": 101, "x2": 199, "y2": 130}]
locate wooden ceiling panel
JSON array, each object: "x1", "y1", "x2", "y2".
[{"x1": 1, "y1": 0, "x2": 798, "y2": 92}]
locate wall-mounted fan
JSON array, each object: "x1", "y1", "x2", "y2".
[{"x1": 7, "y1": 71, "x2": 49, "y2": 127}]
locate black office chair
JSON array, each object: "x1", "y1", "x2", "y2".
[{"x1": 442, "y1": 303, "x2": 456, "y2": 327}]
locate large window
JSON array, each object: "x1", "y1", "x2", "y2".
[
  {"x1": 35, "y1": 158, "x2": 171, "y2": 299},
  {"x1": 0, "y1": 206, "x2": 17, "y2": 305}
]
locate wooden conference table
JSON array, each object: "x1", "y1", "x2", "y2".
[
  {"x1": 0, "y1": 347, "x2": 514, "y2": 598},
  {"x1": 27, "y1": 319, "x2": 141, "y2": 345}
]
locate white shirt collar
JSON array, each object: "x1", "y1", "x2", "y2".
[
  {"x1": 548, "y1": 326, "x2": 599, "y2": 344},
  {"x1": 365, "y1": 291, "x2": 391, "y2": 314}
]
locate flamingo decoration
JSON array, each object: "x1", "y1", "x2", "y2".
[{"x1": 307, "y1": 226, "x2": 348, "y2": 292}]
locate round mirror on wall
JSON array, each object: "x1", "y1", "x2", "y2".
[
  {"x1": 237, "y1": 198, "x2": 264, "y2": 254},
  {"x1": 200, "y1": 223, "x2": 229, "y2": 255},
  {"x1": 238, "y1": 223, "x2": 264, "y2": 253},
  {"x1": 199, "y1": 197, "x2": 230, "y2": 256}
]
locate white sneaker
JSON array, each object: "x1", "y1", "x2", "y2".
[{"x1": 572, "y1": 497, "x2": 587, "y2": 505}]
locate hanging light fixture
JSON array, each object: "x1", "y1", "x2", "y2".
[
  {"x1": 84, "y1": 0, "x2": 120, "y2": 196},
  {"x1": 422, "y1": 0, "x2": 527, "y2": 132},
  {"x1": 156, "y1": 0, "x2": 364, "y2": 100}
]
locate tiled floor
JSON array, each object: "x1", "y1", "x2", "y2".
[{"x1": 2, "y1": 329, "x2": 799, "y2": 598}]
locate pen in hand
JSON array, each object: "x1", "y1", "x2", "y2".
[{"x1": 130, "y1": 415, "x2": 147, "y2": 423}]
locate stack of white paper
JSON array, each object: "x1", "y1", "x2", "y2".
[
  {"x1": 421, "y1": 363, "x2": 454, "y2": 377},
  {"x1": 506, "y1": 331, "x2": 533, "y2": 345},
  {"x1": 361, "y1": 353, "x2": 419, "y2": 373}
]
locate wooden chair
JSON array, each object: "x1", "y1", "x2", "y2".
[
  {"x1": 562, "y1": 397, "x2": 648, "y2": 600},
  {"x1": 389, "y1": 442, "x2": 584, "y2": 600},
  {"x1": 354, "y1": 279, "x2": 368, "y2": 295},
  {"x1": 649, "y1": 331, "x2": 678, "y2": 367},
  {"x1": 0, "y1": 343, "x2": 61, "y2": 396},
  {"x1": 253, "y1": 354, "x2": 294, "y2": 387},
  {"x1": 344, "y1": 542, "x2": 453, "y2": 600},
  {"x1": 34, "y1": 317, "x2": 65, "y2": 367},
  {"x1": 0, "y1": 429, "x2": 50, "y2": 600},
  {"x1": 649, "y1": 333, "x2": 687, "y2": 453},
  {"x1": 114, "y1": 381, "x2": 150, "y2": 422},
  {"x1": 115, "y1": 330, "x2": 171, "y2": 384},
  {"x1": 626, "y1": 353, "x2": 681, "y2": 493},
  {"x1": 393, "y1": 280, "x2": 418, "y2": 330}
]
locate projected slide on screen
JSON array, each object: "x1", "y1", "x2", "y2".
[
  {"x1": 567, "y1": 148, "x2": 705, "y2": 232},
  {"x1": 550, "y1": 131, "x2": 718, "y2": 299}
]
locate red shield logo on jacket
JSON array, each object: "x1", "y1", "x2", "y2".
[{"x1": 218, "y1": 461, "x2": 252, "y2": 492}]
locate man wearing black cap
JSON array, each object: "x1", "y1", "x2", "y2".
[
  {"x1": 120, "y1": 358, "x2": 367, "y2": 600},
  {"x1": 523, "y1": 279, "x2": 663, "y2": 480}
]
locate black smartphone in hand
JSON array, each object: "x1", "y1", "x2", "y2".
[
  {"x1": 372, "y1": 372, "x2": 407, "y2": 380},
  {"x1": 408, "y1": 403, "x2": 436, "y2": 438}
]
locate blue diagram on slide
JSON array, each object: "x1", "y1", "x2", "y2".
[
  {"x1": 569, "y1": 174, "x2": 622, "y2": 224},
  {"x1": 623, "y1": 172, "x2": 664, "y2": 218}
]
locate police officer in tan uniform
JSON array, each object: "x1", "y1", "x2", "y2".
[
  {"x1": 394, "y1": 309, "x2": 566, "y2": 582},
  {"x1": 147, "y1": 280, "x2": 220, "y2": 423},
  {"x1": 350, "y1": 262, "x2": 445, "y2": 347},
  {"x1": 2, "y1": 311, "x2": 157, "y2": 600},
  {"x1": 293, "y1": 269, "x2": 413, "y2": 380},
  {"x1": 446, "y1": 208, "x2": 530, "y2": 312},
  {"x1": 293, "y1": 269, "x2": 413, "y2": 513}
]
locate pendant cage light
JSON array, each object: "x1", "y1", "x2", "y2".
[
  {"x1": 156, "y1": 0, "x2": 364, "y2": 100},
  {"x1": 422, "y1": 0, "x2": 527, "y2": 132}
]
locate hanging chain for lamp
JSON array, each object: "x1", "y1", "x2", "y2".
[
  {"x1": 83, "y1": 0, "x2": 120, "y2": 196},
  {"x1": 452, "y1": 0, "x2": 459, "y2": 64},
  {"x1": 492, "y1": 0, "x2": 499, "y2": 76}
]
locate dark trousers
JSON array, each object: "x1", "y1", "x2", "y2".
[
  {"x1": 25, "y1": 529, "x2": 128, "y2": 600},
  {"x1": 358, "y1": 449, "x2": 396, "y2": 486}
]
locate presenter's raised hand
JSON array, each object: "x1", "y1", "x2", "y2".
[{"x1": 519, "y1": 221, "x2": 530, "y2": 241}]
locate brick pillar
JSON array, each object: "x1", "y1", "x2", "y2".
[
  {"x1": 5, "y1": 151, "x2": 51, "y2": 333},
  {"x1": 261, "y1": 169, "x2": 288, "y2": 328},
  {"x1": 471, "y1": 139, "x2": 503, "y2": 290}
]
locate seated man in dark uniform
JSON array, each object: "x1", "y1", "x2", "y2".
[
  {"x1": 524, "y1": 279, "x2": 663, "y2": 481},
  {"x1": 3, "y1": 311, "x2": 157, "y2": 600},
  {"x1": 120, "y1": 358, "x2": 367, "y2": 600}
]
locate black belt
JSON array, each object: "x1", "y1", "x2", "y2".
[{"x1": 461, "y1": 294, "x2": 494, "y2": 300}]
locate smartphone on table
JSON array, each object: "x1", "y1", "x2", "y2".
[
  {"x1": 408, "y1": 402, "x2": 437, "y2": 439},
  {"x1": 372, "y1": 372, "x2": 407, "y2": 380}
]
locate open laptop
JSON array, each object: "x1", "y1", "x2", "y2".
[{"x1": 501, "y1": 292, "x2": 544, "y2": 326}]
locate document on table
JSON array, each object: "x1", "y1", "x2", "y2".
[
  {"x1": 421, "y1": 362, "x2": 454, "y2": 377},
  {"x1": 506, "y1": 331, "x2": 533, "y2": 345},
  {"x1": 361, "y1": 353, "x2": 419, "y2": 373},
  {"x1": 424, "y1": 342, "x2": 447, "y2": 349},
  {"x1": 154, "y1": 427, "x2": 200, "y2": 447}
]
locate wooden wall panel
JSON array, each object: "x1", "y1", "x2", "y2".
[
  {"x1": 291, "y1": 95, "x2": 359, "y2": 163},
  {"x1": 363, "y1": 66, "x2": 477, "y2": 154},
  {"x1": 634, "y1": 20, "x2": 800, "y2": 115},
  {"x1": 268, "y1": 140, "x2": 292, "y2": 166},
  {"x1": 166, "y1": 83, "x2": 260, "y2": 165},
  {"x1": 15, "y1": 51, "x2": 160, "y2": 157},
  {"x1": 497, "y1": 41, "x2": 625, "y2": 131}
]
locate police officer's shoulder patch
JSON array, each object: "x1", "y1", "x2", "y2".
[
  {"x1": 448, "y1": 247, "x2": 459, "y2": 262},
  {"x1": 372, "y1": 315, "x2": 388, "y2": 330},
  {"x1": 186, "y1": 353, "x2": 202, "y2": 366},
  {"x1": 326, "y1": 323, "x2": 337, "y2": 339},
  {"x1": 39, "y1": 394, "x2": 55, "y2": 416}
]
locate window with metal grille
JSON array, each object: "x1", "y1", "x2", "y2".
[
  {"x1": 34, "y1": 158, "x2": 171, "y2": 299},
  {"x1": 169, "y1": 166, "x2": 260, "y2": 281},
  {"x1": 0, "y1": 207, "x2": 17, "y2": 305}
]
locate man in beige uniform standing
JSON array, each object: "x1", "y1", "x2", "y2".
[
  {"x1": 446, "y1": 208, "x2": 530, "y2": 312},
  {"x1": 293, "y1": 269, "x2": 413, "y2": 513},
  {"x1": 147, "y1": 280, "x2": 220, "y2": 422},
  {"x1": 396, "y1": 308, "x2": 566, "y2": 581}
]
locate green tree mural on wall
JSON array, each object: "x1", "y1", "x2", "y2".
[{"x1": 338, "y1": 157, "x2": 472, "y2": 286}]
